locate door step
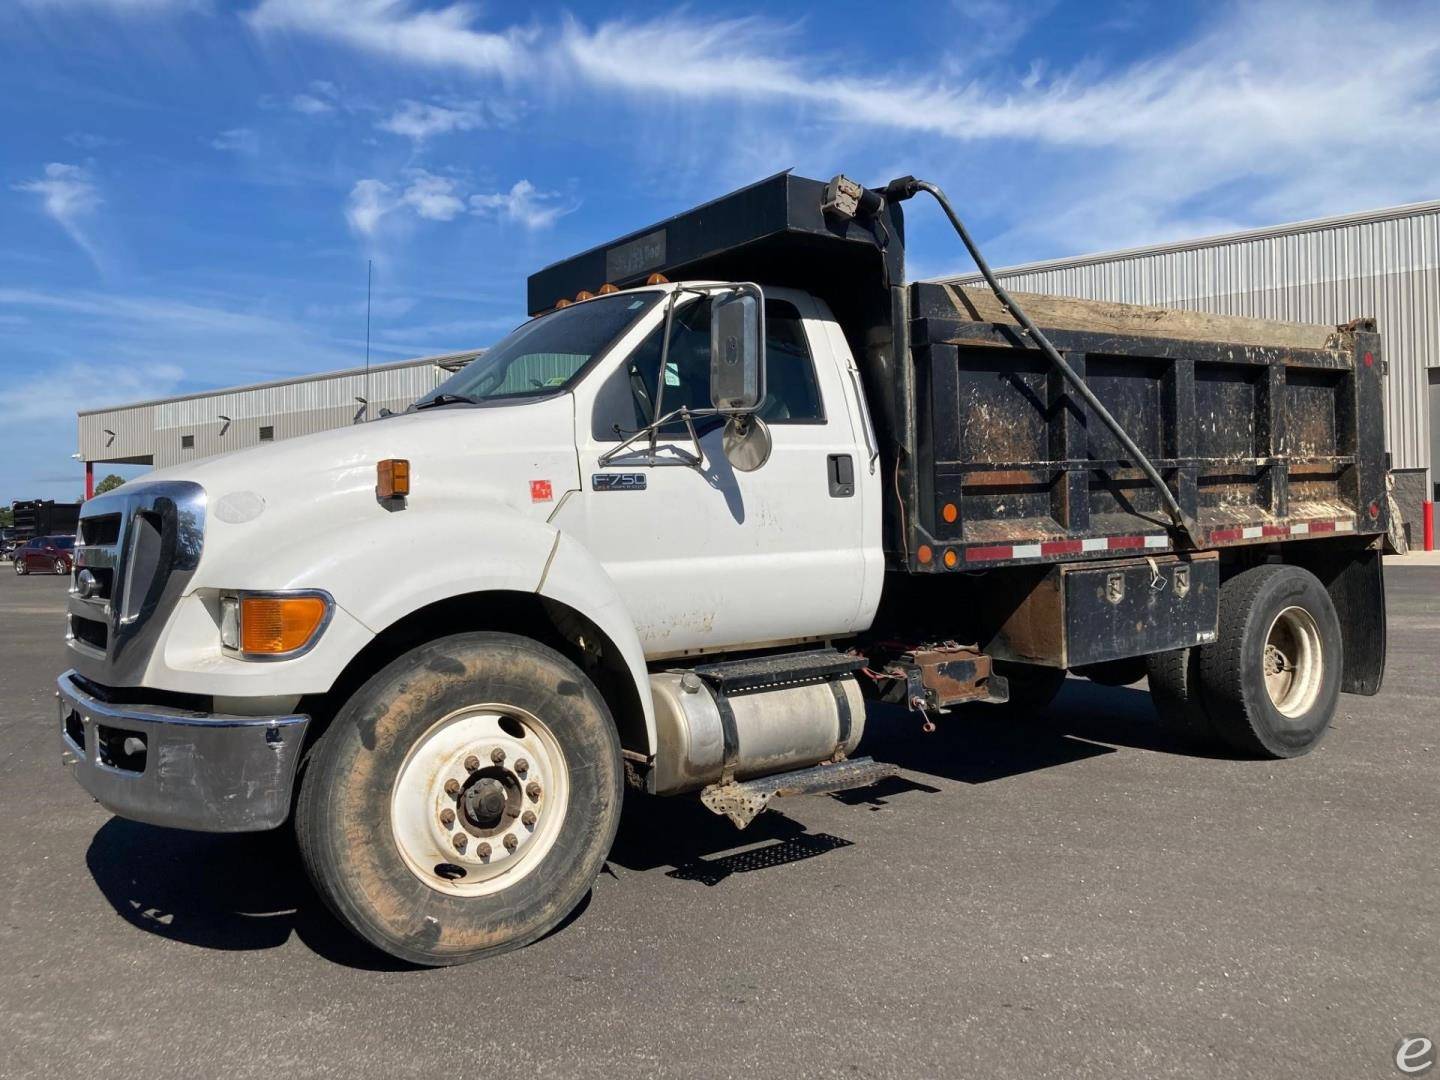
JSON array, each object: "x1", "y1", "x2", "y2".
[{"x1": 700, "y1": 757, "x2": 899, "y2": 829}]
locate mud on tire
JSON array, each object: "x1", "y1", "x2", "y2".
[{"x1": 295, "y1": 631, "x2": 623, "y2": 966}]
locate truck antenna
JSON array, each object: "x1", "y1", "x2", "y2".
[{"x1": 363, "y1": 258, "x2": 372, "y2": 422}]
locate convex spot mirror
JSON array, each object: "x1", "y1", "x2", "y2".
[{"x1": 709, "y1": 286, "x2": 766, "y2": 414}]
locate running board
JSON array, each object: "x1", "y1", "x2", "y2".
[{"x1": 700, "y1": 757, "x2": 899, "y2": 829}]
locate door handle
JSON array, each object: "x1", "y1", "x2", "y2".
[{"x1": 827, "y1": 454, "x2": 855, "y2": 498}]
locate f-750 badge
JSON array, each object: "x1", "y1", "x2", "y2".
[{"x1": 592, "y1": 473, "x2": 647, "y2": 491}]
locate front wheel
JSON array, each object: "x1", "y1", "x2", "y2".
[
  {"x1": 295, "y1": 632, "x2": 623, "y2": 966},
  {"x1": 1197, "y1": 564, "x2": 1342, "y2": 758},
  {"x1": 54, "y1": 558, "x2": 69, "y2": 576}
]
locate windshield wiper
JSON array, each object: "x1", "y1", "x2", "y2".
[{"x1": 414, "y1": 392, "x2": 479, "y2": 411}]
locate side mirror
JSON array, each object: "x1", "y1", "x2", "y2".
[{"x1": 709, "y1": 286, "x2": 765, "y2": 413}]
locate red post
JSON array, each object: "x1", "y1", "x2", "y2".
[
  {"x1": 1424, "y1": 500, "x2": 1434, "y2": 552},
  {"x1": 84, "y1": 461, "x2": 94, "y2": 500}
]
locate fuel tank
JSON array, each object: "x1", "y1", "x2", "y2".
[{"x1": 648, "y1": 673, "x2": 865, "y2": 795}]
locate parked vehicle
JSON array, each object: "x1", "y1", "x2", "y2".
[
  {"x1": 15, "y1": 535, "x2": 75, "y2": 575},
  {"x1": 0, "y1": 527, "x2": 19, "y2": 559},
  {"x1": 12, "y1": 499, "x2": 81, "y2": 543},
  {"x1": 56, "y1": 171, "x2": 1390, "y2": 965}
]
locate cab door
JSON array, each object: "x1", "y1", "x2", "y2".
[{"x1": 557, "y1": 288, "x2": 871, "y2": 657}]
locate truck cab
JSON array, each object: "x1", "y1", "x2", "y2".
[{"x1": 57, "y1": 171, "x2": 1389, "y2": 966}]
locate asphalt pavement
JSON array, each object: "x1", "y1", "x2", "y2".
[{"x1": 1, "y1": 563, "x2": 1437, "y2": 1079}]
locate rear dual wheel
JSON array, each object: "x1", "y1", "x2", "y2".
[
  {"x1": 296, "y1": 632, "x2": 623, "y2": 966},
  {"x1": 1149, "y1": 564, "x2": 1341, "y2": 758}
]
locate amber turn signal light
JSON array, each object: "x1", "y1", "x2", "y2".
[
  {"x1": 597, "y1": 283, "x2": 619, "y2": 294},
  {"x1": 575, "y1": 290, "x2": 595, "y2": 301},
  {"x1": 645, "y1": 273, "x2": 669, "y2": 285},
  {"x1": 377, "y1": 458, "x2": 410, "y2": 499},
  {"x1": 238, "y1": 595, "x2": 329, "y2": 656}
]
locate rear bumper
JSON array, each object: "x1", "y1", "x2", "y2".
[{"x1": 57, "y1": 670, "x2": 309, "y2": 833}]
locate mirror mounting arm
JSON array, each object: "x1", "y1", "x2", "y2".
[
  {"x1": 648, "y1": 284, "x2": 712, "y2": 456},
  {"x1": 598, "y1": 405, "x2": 717, "y2": 469}
]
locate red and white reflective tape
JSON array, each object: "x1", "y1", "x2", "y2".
[
  {"x1": 964, "y1": 533, "x2": 1169, "y2": 563},
  {"x1": 958, "y1": 516, "x2": 1358, "y2": 565},
  {"x1": 1208, "y1": 518, "x2": 1355, "y2": 544}
]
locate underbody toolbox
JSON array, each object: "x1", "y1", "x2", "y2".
[{"x1": 987, "y1": 551, "x2": 1219, "y2": 668}]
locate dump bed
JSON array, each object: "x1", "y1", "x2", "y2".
[
  {"x1": 527, "y1": 170, "x2": 1390, "y2": 575},
  {"x1": 902, "y1": 283, "x2": 1389, "y2": 571}
]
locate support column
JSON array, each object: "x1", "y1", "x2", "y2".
[{"x1": 85, "y1": 461, "x2": 94, "y2": 500}]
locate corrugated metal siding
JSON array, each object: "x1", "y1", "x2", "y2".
[
  {"x1": 79, "y1": 356, "x2": 472, "y2": 469},
  {"x1": 949, "y1": 205, "x2": 1440, "y2": 473}
]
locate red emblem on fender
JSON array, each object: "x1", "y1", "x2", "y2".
[{"x1": 530, "y1": 479, "x2": 553, "y2": 502}]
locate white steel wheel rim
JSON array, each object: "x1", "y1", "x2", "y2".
[
  {"x1": 1262, "y1": 606, "x2": 1324, "y2": 718},
  {"x1": 390, "y1": 703, "x2": 570, "y2": 897}
]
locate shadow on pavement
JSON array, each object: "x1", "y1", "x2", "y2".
[
  {"x1": 85, "y1": 819, "x2": 411, "y2": 970},
  {"x1": 858, "y1": 680, "x2": 1232, "y2": 785},
  {"x1": 84, "y1": 680, "x2": 1231, "y2": 954}
]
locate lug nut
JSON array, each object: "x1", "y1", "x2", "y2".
[
  {"x1": 521, "y1": 810, "x2": 537, "y2": 829},
  {"x1": 503, "y1": 833, "x2": 518, "y2": 853},
  {"x1": 490, "y1": 747, "x2": 506, "y2": 765},
  {"x1": 526, "y1": 781, "x2": 542, "y2": 801},
  {"x1": 439, "y1": 808, "x2": 455, "y2": 827},
  {"x1": 476, "y1": 842, "x2": 492, "y2": 859},
  {"x1": 444, "y1": 778, "x2": 461, "y2": 796},
  {"x1": 464, "y1": 754, "x2": 480, "y2": 772},
  {"x1": 514, "y1": 758, "x2": 529, "y2": 774},
  {"x1": 452, "y1": 833, "x2": 467, "y2": 853}
]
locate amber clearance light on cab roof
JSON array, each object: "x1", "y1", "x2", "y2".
[{"x1": 220, "y1": 592, "x2": 332, "y2": 659}]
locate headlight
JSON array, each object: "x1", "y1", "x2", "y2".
[{"x1": 220, "y1": 591, "x2": 333, "y2": 660}]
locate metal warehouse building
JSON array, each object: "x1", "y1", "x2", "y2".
[
  {"x1": 948, "y1": 199, "x2": 1440, "y2": 540},
  {"x1": 77, "y1": 349, "x2": 479, "y2": 494}
]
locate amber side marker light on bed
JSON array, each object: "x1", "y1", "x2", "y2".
[
  {"x1": 239, "y1": 595, "x2": 329, "y2": 655},
  {"x1": 377, "y1": 458, "x2": 410, "y2": 499}
]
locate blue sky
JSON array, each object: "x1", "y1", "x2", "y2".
[{"x1": 3, "y1": 0, "x2": 1439, "y2": 501}]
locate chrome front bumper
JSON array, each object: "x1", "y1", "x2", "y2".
[{"x1": 57, "y1": 670, "x2": 309, "y2": 833}]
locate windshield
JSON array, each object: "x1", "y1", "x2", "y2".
[{"x1": 414, "y1": 291, "x2": 660, "y2": 409}]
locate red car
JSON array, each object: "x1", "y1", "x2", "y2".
[{"x1": 13, "y1": 535, "x2": 75, "y2": 576}]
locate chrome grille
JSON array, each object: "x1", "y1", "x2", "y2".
[{"x1": 67, "y1": 482, "x2": 206, "y2": 686}]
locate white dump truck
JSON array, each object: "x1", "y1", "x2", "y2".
[{"x1": 58, "y1": 172, "x2": 1391, "y2": 964}]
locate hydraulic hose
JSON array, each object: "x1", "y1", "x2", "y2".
[{"x1": 885, "y1": 177, "x2": 1204, "y2": 549}]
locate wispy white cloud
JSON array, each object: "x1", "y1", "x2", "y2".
[
  {"x1": 347, "y1": 172, "x2": 560, "y2": 236},
  {"x1": 345, "y1": 177, "x2": 393, "y2": 236},
  {"x1": 18, "y1": 0, "x2": 207, "y2": 10},
  {"x1": 402, "y1": 171, "x2": 466, "y2": 220},
  {"x1": 12, "y1": 163, "x2": 105, "y2": 271},
  {"x1": 290, "y1": 93, "x2": 333, "y2": 115},
  {"x1": 469, "y1": 180, "x2": 571, "y2": 229},
  {"x1": 65, "y1": 132, "x2": 122, "y2": 150},
  {"x1": 0, "y1": 360, "x2": 185, "y2": 422},
  {"x1": 210, "y1": 127, "x2": 259, "y2": 153},
  {"x1": 0, "y1": 286, "x2": 364, "y2": 384},
  {"x1": 377, "y1": 99, "x2": 487, "y2": 142},
  {"x1": 247, "y1": 0, "x2": 534, "y2": 78},
  {"x1": 304, "y1": 296, "x2": 416, "y2": 321},
  {"x1": 248, "y1": 1, "x2": 1440, "y2": 254}
]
